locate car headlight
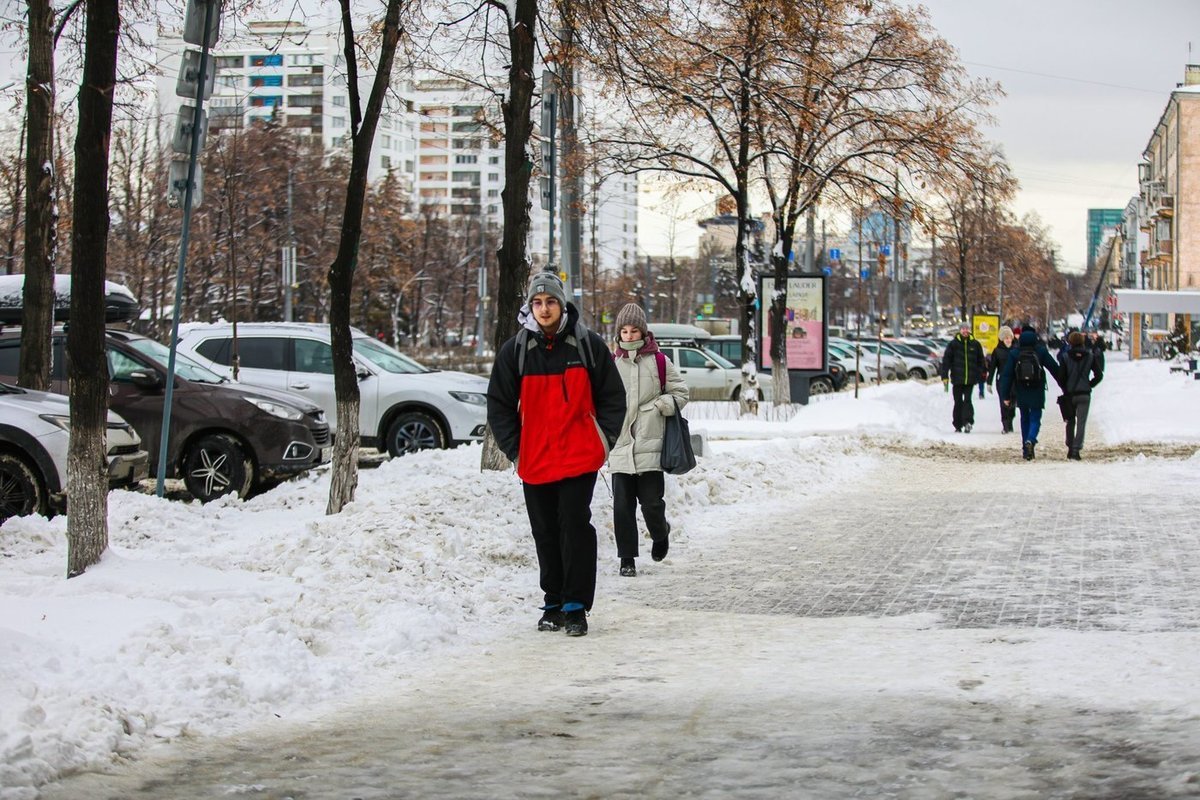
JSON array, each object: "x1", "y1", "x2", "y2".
[
  {"x1": 244, "y1": 397, "x2": 304, "y2": 421},
  {"x1": 449, "y1": 391, "x2": 487, "y2": 406},
  {"x1": 39, "y1": 414, "x2": 71, "y2": 432}
]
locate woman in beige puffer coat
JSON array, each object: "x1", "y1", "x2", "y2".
[{"x1": 610, "y1": 303, "x2": 689, "y2": 578}]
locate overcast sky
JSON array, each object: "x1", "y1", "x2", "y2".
[{"x1": 641, "y1": 0, "x2": 1200, "y2": 273}]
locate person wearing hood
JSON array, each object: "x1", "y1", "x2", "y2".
[
  {"x1": 486, "y1": 269, "x2": 626, "y2": 637},
  {"x1": 998, "y1": 326, "x2": 1061, "y2": 461},
  {"x1": 609, "y1": 303, "x2": 690, "y2": 578},
  {"x1": 1057, "y1": 330, "x2": 1104, "y2": 460}
]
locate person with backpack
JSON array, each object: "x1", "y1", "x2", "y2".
[
  {"x1": 986, "y1": 325, "x2": 1017, "y2": 434},
  {"x1": 939, "y1": 322, "x2": 986, "y2": 433},
  {"x1": 486, "y1": 269, "x2": 626, "y2": 637},
  {"x1": 1057, "y1": 330, "x2": 1104, "y2": 460},
  {"x1": 998, "y1": 325, "x2": 1061, "y2": 461},
  {"x1": 609, "y1": 303, "x2": 690, "y2": 578}
]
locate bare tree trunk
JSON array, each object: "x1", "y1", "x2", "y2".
[
  {"x1": 481, "y1": 0, "x2": 538, "y2": 472},
  {"x1": 66, "y1": 0, "x2": 120, "y2": 578},
  {"x1": 20, "y1": 0, "x2": 57, "y2": 391},
  {"x1": 326, "y1": 0, "x2": 402, "y2": 514},
  {"x1": 768, "y1": 222, "x2": 793, "y2": 405}
]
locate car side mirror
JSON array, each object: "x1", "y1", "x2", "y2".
[
  {"x1": 129, "y1": 369, "x2": 163, "y2": 391},
  {"x1": 706, "y1": 363, "x2": 718, "y2": 370},
  {"x1": 356, "y1": 366, "x2": 372, "y2": 382}
]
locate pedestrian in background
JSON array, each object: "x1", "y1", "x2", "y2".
[
  {"x1": 987, "y1": 325, "x2": 1017, "y2": 434},
  {"x1": 487, "y1": 270, "x2": 626, "y2": 637},
  {"x1": 998, "y1": 325, "x2": 1061, "y2": 461},
  {"x1": 609, "y1": 303, "x2": 689, "y2": 578},
  {"x1": 940, "y1": 322, "x2": 986, "y2": 433},
  {"x1": 1057, "y1": 330, "x2": 1104, "y2": 460}
]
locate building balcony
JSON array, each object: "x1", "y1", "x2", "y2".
[
  {"x1": 1157, "y1": 239, "x2": 1173, "y2": 257},
  {"x1": 1155, "y1": 194, "x2": 1175, "y2": 218}
]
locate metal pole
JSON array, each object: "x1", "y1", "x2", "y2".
[
  {"x1": 284, "y1": 168, "x2": 294, "y2": 322},
  {"x1": 475, "y1": 200, "x2": 487, "y2": 357},
  {"x1": 156, "y1": 0, "x2": 215, "y2": 498},
  {"x1": 890, "y1": 172, "x2": 901, "y2": 337},
  {"x1": 546, "y1": 90, "x2": 556, "y2": 271},
  {"x1": 997, "y1": 260, "x2": 1004, "y2": 324}
]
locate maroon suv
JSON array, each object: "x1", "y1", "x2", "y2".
[{"x1": 0, "y1": 329, "x2": 331, "y2": 502}]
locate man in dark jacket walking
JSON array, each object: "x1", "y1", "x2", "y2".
[
  {"x1": 487, "y1": 270, "x2": 626, "y2": 637},
  {"x1": 1057, "y1": 330, "x2": 1104, "y2": 460},
  {"x1": 986, "y1": 325, "x2": 1016, "y2": 433},
  {"x1": 999, "y1": 326, "x2": 1061, "y2": 461},
  {"x1": 939, "y1": 322, "x2": 986, "y2": 433}
]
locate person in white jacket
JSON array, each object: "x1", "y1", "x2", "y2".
[{"x1": 610, "y1": 303, "x2": 690, "y2": 577}]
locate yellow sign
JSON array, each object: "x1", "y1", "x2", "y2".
[{"x1": 973, "y1": 314, "x2": 1000, "y2": 354}]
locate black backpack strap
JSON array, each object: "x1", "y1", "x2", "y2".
[
  {"x1": 515, "y1": 328, "x2": 535, "y2": 377},
  {"x1": 566, "y1": 319, "x2": 595, "y2": 373}
]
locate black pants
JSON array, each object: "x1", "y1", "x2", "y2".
[
  {"x1": 523, "y1": 472, "x2": 598, "y2": 612},
  {"x1": 999, "y1": 394, "x2": 1015, "y2": 432},
  {"x1": 1065, "y1": 394, "x2": 1092, "y2": 451},
  {"x1": 951, "y1": 384, "x2": 975, "y2": 430},
  {"x1": 612, "y1": 471, "x2": 669, "y2": 559}
]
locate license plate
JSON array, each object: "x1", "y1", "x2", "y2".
[{"x1": 320, "y1": 445, "x2": 332, "y2": 462}]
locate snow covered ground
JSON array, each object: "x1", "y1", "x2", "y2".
[{"x1": 2, "y1": 351, "x2": 1199, "y2": 798}]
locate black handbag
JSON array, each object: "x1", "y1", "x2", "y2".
[
  {"x1": 659, "y1": 396, "x2": 696, "y2": 475},
  {"x1": 1056, "y1": 394, "x2": 1073, "y2": 422}
]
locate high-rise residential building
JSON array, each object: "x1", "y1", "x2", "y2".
[
  {"x1": 1086, "y1": 208, "x2": 1124, "y2": 273},
  {"x1": 156, "y1": 20, "x2": 418, "y2": 186}
]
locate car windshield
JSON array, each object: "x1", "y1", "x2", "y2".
[
  {"x1": 126, "y1": 338, "x2": 227, "y2": 384},
  {"x1": 352, "y1": 338, "x2": 434, "y2": 374},
  {"x1": 701, "y1": 347, "x2": 736, "y2": 369}
]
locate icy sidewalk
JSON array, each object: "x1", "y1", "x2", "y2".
[{"x1": 38, "y1": 448, "x2": 1200, "y2": 800}]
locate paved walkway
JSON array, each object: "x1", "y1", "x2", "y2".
[{"x1": 39, "y1": 447, "x2": 1200, "y2": 800}]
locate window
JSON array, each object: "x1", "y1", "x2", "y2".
[
  {"x1": 487, "y1": 189, "x2": 499, "y2": 198},
  {"x1": 451, "y1": 121, "x2": 481, "y2": 132},
  {"x1": 294, "y1": 339, "x2": 335, "y2": 374},
  {"x1": 249, "y1": 75, "x2": 283, "y2": 88},
  {"x1": 288, "y1": 54, "x2": 316, "y2": 66},
  {"x1": 108, "y1": 348, "x2": 150, "y2": 382},
  {"x1": 214, "y1": 55, "x2": 243, "y2": 69},
  {"x1": 678, "y1": 348, "x2": 712, "y2": 369},
  {"x1": 454, "y1": 154, "x2": 477, "y2": 164},
  {"x1": 381, "y1": 155, "x2": 392, "y2": 169},
  {"x1": 250, "y1": 54, "x2": 284, "y2": 67},
  {"x1": 249, "y1": 95, "x2": 282, "y2": 108},
  {"x1": 452, "y1": 105, "x2": 482, "y2": 117},
  {"x1": 405, "y1": 160, "x2": 414, "y2": 173},
  {"x1": 288, "y1": 94, "x2": 321, "y2": 107},
  {"x1": 451, "y1": 171, "x2": 479, "y2": 184},
  {"x1": 331, "y1": 116, "x2": 346, "y2": 129},
  {"x1": 488, "y1": 156, "x2": 499, "y2": 164},
  {"x1": 488, "y1": 173, "x2": 499, "y2": 182},
  {"x1": 287, "y1": 73, "x2": 323, "y2": 87},
  {"x1": 217, "y1": 75, "x2": 238, "y2": 88},
  {"x1": 234, "y1": 338, "x2": 288, "y2": 371},
  {"x1": 332, "y1": 95, "x2": 347, "y2": 107},
  {"x1": 381, "y1": 135, "x2": 391, "y2": 148},
  {"x1": 195, "y1": 338, "x2": 232, "y2": 366},
  {"x1": 0, "y1": 343, "x2": 19, "y2": 377}
]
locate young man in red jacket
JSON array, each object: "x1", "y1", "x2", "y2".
[{"x1": 487, "y1": 270, "x2": 626, "y2": 637}]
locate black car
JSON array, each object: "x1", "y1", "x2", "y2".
[{"x1": 0, "y1": 329, "x2": 331, "y2": 502}]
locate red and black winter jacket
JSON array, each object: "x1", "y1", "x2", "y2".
[{"x1": 487, "y1": 306, "x2": 626, "y2": 485}]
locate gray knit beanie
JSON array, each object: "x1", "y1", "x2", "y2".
[
  {"x1": 525, "y1": 270, "x2": 567, "y2": 307},
  {"x1": 615, "y1": 303, "x2": 648, "y2": 336}
]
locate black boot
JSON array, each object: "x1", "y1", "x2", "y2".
[
  {"x1": 1022, "y1": 441, "x2": 1033, "y2": 461},
  {"x1": 537, "y1": 607, "x2": 564, "y2": 632},
  {"x1": 619, "y1": 558, "x2": 637, "y2": 577},
  {"x1": 651, "y1": 536, "x2": 669, "y2": 562},
  {"x1": 1068, "y1": 448, "x2": 1081, "y2": 461},
  {"x1": 564, "y1": 608, "x2": 588, "y2": 637}
]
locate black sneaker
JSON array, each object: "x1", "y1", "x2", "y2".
[
  {"x1": 1022, "y1": 441, "x2": 1033, "y2": 461},
  {"x1": 564, "y1": 609, "x2": 588, "y2": 637},
  {"x1": 651, "y1": 536, "x2": 669, "y2": 562},
  {"x1": 1068, "y1": 449, "x2": 1082, "y2": 461},
  {"x1": 619, "y1": 558, "x2": 637, "y2": 577},
  {"x1": 537, "y1": 608, "x2": 564, "y2": 632}
]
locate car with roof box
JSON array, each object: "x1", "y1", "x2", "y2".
[{"x1": 0, "y1": 329, "x2": 331, "y2": 503}]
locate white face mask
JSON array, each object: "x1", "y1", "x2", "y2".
[{"x1": 618, "y1": 339, "x2": 642, "y2": 351}]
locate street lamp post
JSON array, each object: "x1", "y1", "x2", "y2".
[{"x1": 393, "y1": 272, "x2": 431, "y2": 348}]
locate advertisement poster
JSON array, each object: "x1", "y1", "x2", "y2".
[
  {"x1": 973, "y1": 313, "x2": 1000, "y2": 354},
  {"x1": 760, "y1": 275, "x2": 825, "y2": 371}
]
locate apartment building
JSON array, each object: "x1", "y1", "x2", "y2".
[
  {"x1": 1138, "y1": 65, "x2": 1200, "y2": 291},
  {"x1": 156, "y1": 20, "x2": 418, "y2": 185}
]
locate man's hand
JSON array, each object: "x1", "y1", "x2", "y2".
[{"x1": 943, "y1": 379, "x2": 950, "y2": 393}]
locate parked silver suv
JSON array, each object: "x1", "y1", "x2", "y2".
[
  {"x1": 176, "y1": 323, "x2": 489, "y2": 457},
  {"x1": 0, "y1": 383, "x2": 148, "y2": 522}
]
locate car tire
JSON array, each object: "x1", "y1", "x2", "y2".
[
  {"x1": 810, "y1": 377, "x2": 834, "y2": 395},
  {"x1": 0, "y1": 452, "x2": 47, "y2": 523},
  {"x1": 385, "y1": 411, "x2": 447, "y2": 457},
  {"x1": 182, "y1": 433, "x2": 254, "y2": 502},
  {"x1": 908, "y1": 368, "x2": 928, "y2": 380}
]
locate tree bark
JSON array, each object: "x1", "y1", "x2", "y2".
[
  {"x1": 481, "y1": 0, "x2": 538, "y2": 472},
  {"x1": 21, "y1": 0, "x2": 57, "y2": 392},
  {"x1": 326, "y1": 0, "x2": 402, "y2": 514},
  {"x1": 66, "y1": 0, "x2": 120, "y2": 578}
]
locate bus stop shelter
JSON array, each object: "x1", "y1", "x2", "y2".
[{"x1": 1114, "y1": 290, "x2": 1200, "y2": 358}]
